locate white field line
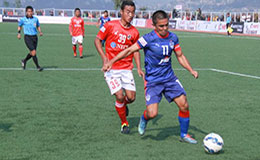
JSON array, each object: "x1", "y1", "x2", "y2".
[
  {"x1": 210, "y1": 68, "x2": 260, "y2": 80},
  {"x1": 0, "y1": 67, "x2": 259, "y2": 80}
]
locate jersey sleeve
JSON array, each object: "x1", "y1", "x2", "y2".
[
  {"x1": 96, "y1": 22, "x2": 110, "y2": 40},
  {"x1": 18, "y1": 18, "x2": 24, "y2": 26},
  {"x1": 81, "y1": 19, "x2": 85, "y2": 35},
  {"x1": 69, "y1": 19, "x2": 73, "y2": 34},
  {"x1": 173, "y1": 36, "x2": 181, "y2": 52},
  {"x1": 133, "y1": 31, "x2": 139, "y2": 43},
  {"x1": 137, "y1": 34, "x2": 149, "y2": 49}
]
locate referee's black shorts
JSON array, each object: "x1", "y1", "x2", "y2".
[
  {"x1": 226, "y1": 23, "x2": 230, "y2": 29},
  {"x1": 24, "y1": 35, "x2": 38, "y2": 51}
]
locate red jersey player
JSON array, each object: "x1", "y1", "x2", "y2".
[
  {"x1": 69, "y1": 8, "x2": 85, "y2": 58},
  {"x1": 94, "y1": 1, "x2": 144, "y2": 134}
]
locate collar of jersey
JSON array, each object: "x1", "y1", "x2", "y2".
[
  {"x1": 119, "y1": 20, "x2": 132, "y2": 30},
  {"x1": 26, "y1": 16, "x2": 34, "y2": 19},
  {"x1": 154, "y1": 30, "x2": 169, "y2": 39}
]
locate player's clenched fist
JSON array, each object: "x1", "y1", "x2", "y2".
[
  {"x1": 191, "y1": 70, "x2": 199, "y2": 79},
  {"x1": 102, "y1": 61, "x2": 112, "y2": 72}
]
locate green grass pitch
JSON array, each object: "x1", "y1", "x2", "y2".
[{"x1": 0, "y1": 22, "x2": 260, "y2": 160}]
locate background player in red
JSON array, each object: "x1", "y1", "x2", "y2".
[
  {"x1": 94, "y1": 1, "x2": 144, "y2": 134},
  {"x1": 69, "y1": 8, "x2": 85, "y2": 58}
]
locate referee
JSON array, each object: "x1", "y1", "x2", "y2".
[
  {"x1": 17, "y1": 6, "x2": 43, "y2": 71},
  {"x1": 226, "y1": 13, "x2": 232, "y2": 36}
]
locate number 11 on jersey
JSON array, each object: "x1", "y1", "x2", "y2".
[{"x1": 162, "y1": 45, "x2": 169, "y2": 56}]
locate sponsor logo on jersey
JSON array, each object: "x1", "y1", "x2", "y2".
[
  {"x1": 127, "y1": 34, "x2": 132, "y2": 40},
  {"x1": 169, "y1": 40, "x2": 175, "y2": 49},
  {"x1": 158, "y1": 56, "x2": 170, "y2": 65},
  {"x1": 110, "y1": 42, "x2": 117, "y2": 48},
  {"x1": 117, "y1": 44, "x2": 129, "y2": 50},
  {"x1": 155, "y1": 43, "x2": 160, "y2": 47}
]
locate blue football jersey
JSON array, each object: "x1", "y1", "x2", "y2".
[
  {"x1": 18, "y1": 16, "x2": 40, "y2": 36},
  {"x1": 100, "y1": 16, "x2": 111, "y2": 28},
  {"x1": 137, "y1": 30, "x2": 181, "y2": 85}
]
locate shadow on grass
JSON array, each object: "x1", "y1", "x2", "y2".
[
  {"x1": 0, "y1": 123, "x2": 13, "y2": 132},
  {"x1": 204, "y1": 149, "x2": 225, "y2": 155},
  {"x1": 128, "y1": 115, "x2": 208, "y2": 141},
  {"x1": 128, "y1": 114, "x2": 163, "y2": 130},
  {"x1": 82, "y1": 54, "x2": 95, "y2": 58},
  {"x1": 42, "y1": 66, "x2": 58, "y2": 69},
  {"x1": 141, "y1": 125, "x2": 208, "y2": 141}
]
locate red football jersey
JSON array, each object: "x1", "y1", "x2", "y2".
[
  {"x1": 69, "y1": 17, "x2": 85, "y2": 37},
  {"x1": 97, "y1": 20, "x2": 139, "y2": 70}
]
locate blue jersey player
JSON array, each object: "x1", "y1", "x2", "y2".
[
  {"x1": 103, "y1": 10, "x2": 198, "y2": 144},
  {"x1": 97, "y1": 10, "x2": 111, "y2": 47}
]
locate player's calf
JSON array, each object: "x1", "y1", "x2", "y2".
[{"x1": 147, "y1": 108, "x2": 158, "y2": 119}]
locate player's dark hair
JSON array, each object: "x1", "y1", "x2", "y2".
[
  {"x1": 121, "y1": 0, "x2": 136, "y2": 10},
  {"x1": 75, "y1": 8, "x2": 81, "y2": 12},
  {"x1": 104, "y1": 10, "x2": 108, "y2": 13},
  {"x1": 152, "y1": 10, "x2": 169, "y2": 25},
  {"x1": 26, "y1": 6, "x2": 33, "y2": 12}
]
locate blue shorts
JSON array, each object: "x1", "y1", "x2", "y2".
[{"x1": 145, "y1": 79, "x2": 186, "y2": 106}]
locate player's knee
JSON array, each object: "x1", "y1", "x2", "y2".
[
  {"x1": 180, "y1": 103, "x2": 189, "y2": 112},
  {"x1": 115, "y1": 95, "x2": 125, "y2": 103},
  {"x1": 127, "y1": 96, "x2": 135, "y2": 103},
  {"x1": 30, "y1": 50, "x2": 36, "y2": 56},
  {"x1": 148, "y1": 110, "x2": 158, "y2": 119}
]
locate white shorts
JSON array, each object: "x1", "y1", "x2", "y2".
[
  {"x1": 72, "y1": 35, "x2": 83, "y2": 45},
  {"x1": 104, "y1": 70, "x2": 136, "y2": 95}
]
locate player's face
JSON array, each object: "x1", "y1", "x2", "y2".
[
  {"x1": 104, "y1": 12, "x2": 108, "y2": 17},
  {"x1": 155, "y1": 18, "x2": 169, "y2": 37},
  {"x1": 26, "y1": 9, "x2": 33, "y2": 17},
  {"x1": 75, "y1": 10, "x2": 81, "y2": 17},
  {"x1": 121, "y1": 5, "x2": 135, "y2": 24}
]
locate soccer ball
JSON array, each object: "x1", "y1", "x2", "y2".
[{"x1": 203, "y1": 133, "x2": 224, "y2": 154}]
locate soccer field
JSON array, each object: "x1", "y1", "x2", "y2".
[{"x1": 0, "y1": 22, "x2": 260, "y2": 160}]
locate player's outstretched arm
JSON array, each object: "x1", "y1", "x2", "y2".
[
  {"x1": 103, "y1": 42, "x2": 140, "y2": 72},
  {"x1": 96, "y1": 18, "x2": 101, "y2": 28},
  {"x1": 37, "y1": 27, "x2": 43, "y2": 36},
  {"x1": 69, "y1": 21, "x2": 73, "y2": 36},
  {"x1": 133, "y1": 51, "x2": 145, "y2": 79},
  {"x1": 94, "y1": 37, "x2": 108, "y2": 65},
  {"x1": 17, "y1": 26, "x2": 22, "y2": 39},
  {"x1": 175, "y1": 50, "x2": 198, "y2": 79}
]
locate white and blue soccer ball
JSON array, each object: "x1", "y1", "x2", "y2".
[{"x1": 203, "y1": 133, "x2": 224, "y2": 154}]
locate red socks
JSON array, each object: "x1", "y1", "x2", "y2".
[
  {"x1": 73, "y1": 45, "x2": 77, "y2": 56},
  {"x1": 143, "y1": 110, "x2": 149, "y2": 120},
  {"x1": 79, "y1": 45, "x2": 83, "y2": 57},
  {"x1": 115, "y1": 101, "x2": 128, "y2": 125},
  {"x1": 179, "y1": 110, "x2": 190, "y2": 118}
]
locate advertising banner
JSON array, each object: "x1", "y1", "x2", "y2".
[
  {"x1": 169, "y1": 19, "x2": 177, "y2": 29},
  {"x1": 132, "y1": 19, "x2": 146, "y2": 28},
  {"x1": 37, "y1": 16, "x2": 71, "y2": 24},
  {"x1": 243, "y1": 23, "x2": 260, "y2": 35},
  {"x1": 2, "y1": 15, "x2": 21, "y2": 22},
  {"x1": 196, "y1": 21, "x2": 219, "y2": 32},
  {"x1": 231, "y1": 22, "x2": 244, "y2": 33}
]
